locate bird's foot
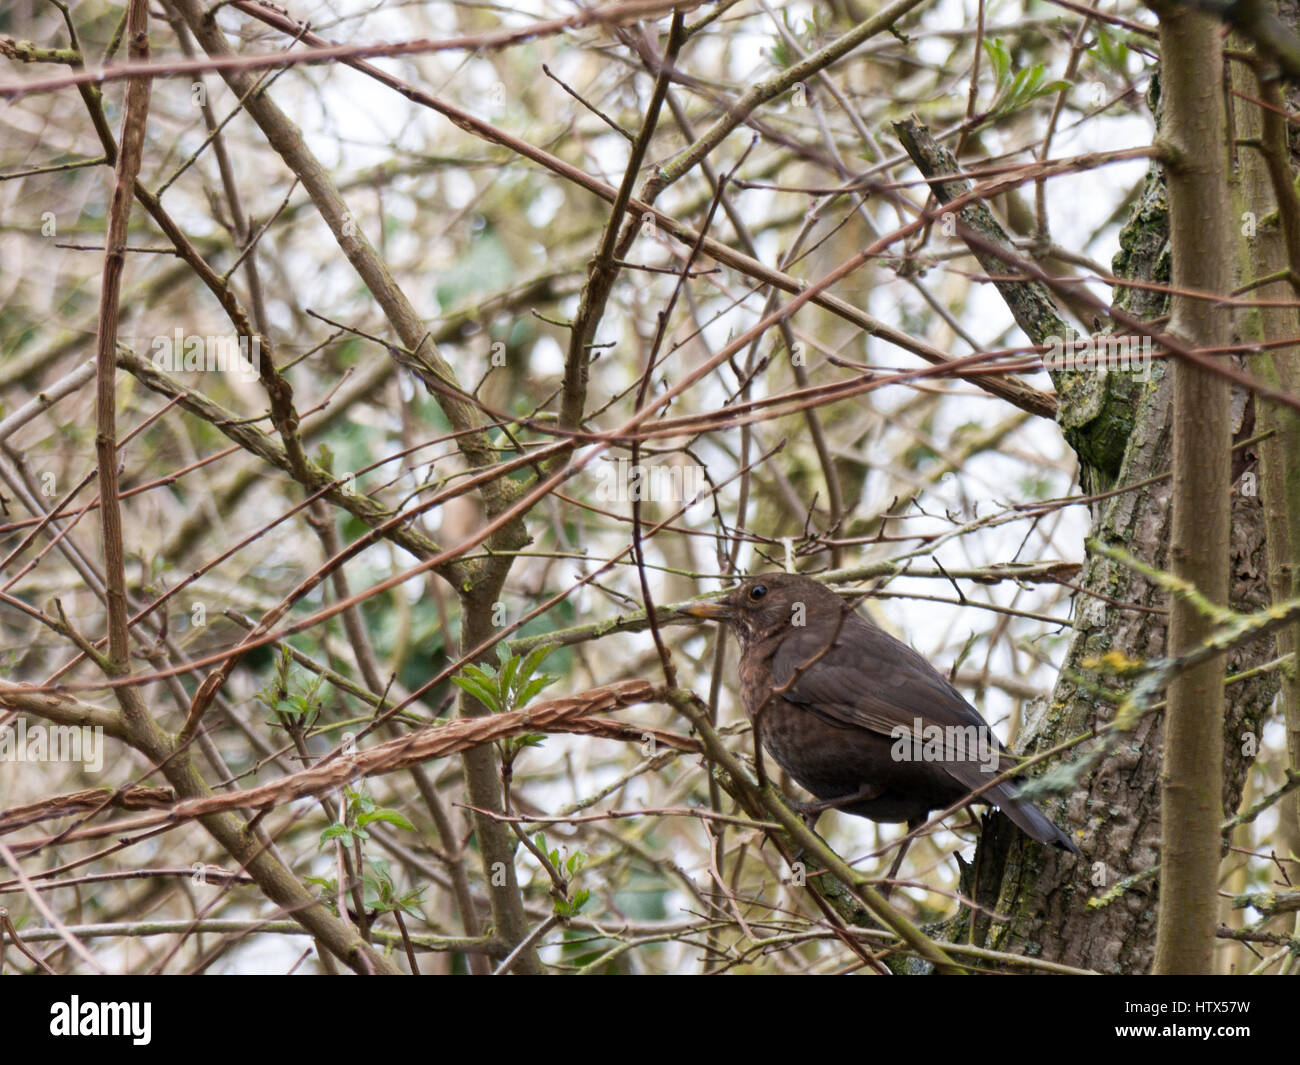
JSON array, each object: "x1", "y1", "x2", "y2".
[
  {"x1": 791, "y1": 783, "x2": 886, "y2": 818},
  {"x1": 786, "y1": 798, "x2": 827, "y2": 832}
]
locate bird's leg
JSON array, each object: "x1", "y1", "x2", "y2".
[
  {"x1": 789, "y1": 782, "x2": 885, "y2": 818},
  {"x1": 880, "y1": 817, "x2": 925, "y2": 901},
  {"x1": 787, "y1": 785, "x2": 886, "y2": 845}
]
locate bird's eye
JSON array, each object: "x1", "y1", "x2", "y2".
[{"x1": 748, "y1": 585, "x2": 767, "y2": 600}]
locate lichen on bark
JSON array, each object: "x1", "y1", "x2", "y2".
[{"x1": 938, "y1": 74, "x2": 1276, "y2": 974}]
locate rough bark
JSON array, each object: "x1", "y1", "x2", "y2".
[
  {"x1": 950, "y1": 73, "x2": 1276, "y2": 973},
  {"x1": 1242, "y1": 0, "x2": 1300, "y2": 893}
]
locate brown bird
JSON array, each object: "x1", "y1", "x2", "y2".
[{"x1": 680, "y1": 573, "x2": 1079, "y2": 854}]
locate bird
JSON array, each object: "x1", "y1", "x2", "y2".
[{"x1": 679, "y1": 573, "x2": 1079, "y2": 856}]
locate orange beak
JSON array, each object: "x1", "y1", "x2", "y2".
[{"x1": 678, "y1": 599, "x2": 732, "y2": 620}]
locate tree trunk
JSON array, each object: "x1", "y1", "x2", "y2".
[{"x1": 954, "y1": 68, "x2": 1276, "y2": 974}]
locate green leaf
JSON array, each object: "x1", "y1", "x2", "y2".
[
  {"x1": 517, "y1": 672, "x2": 559, "y2": 709},
  {"x1": 450, "y1": 674, "x2": 501, "y2": 712},
  {"x1": 951, "y1": 629, "x2": 981, "y2": 674},
  {"x1": 461, "y1": 662, "x2": 497, "y2": 685},
  {"x1": 357, "y1": 808, "x2": 416, "y2": 832},
  {"x1": 983, "y1": 38, "x2": 1011, "y2": 91},
  {"x1": 554, "y1": 888, "x2": 592, "y2": 918},
  {"x1": 989, "y1": 57, "x2": 1070, "y2": 119},
  {"x1": 520, "y1": 643, "x2": 556, "y2": 683},
  {"x1": 1092, "y1": 25, "x2": 1130, "y2": 76},
  {"x1": 500, "y1": 652, "x2": 520, "y2": 705}
]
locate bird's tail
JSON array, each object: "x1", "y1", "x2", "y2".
[
  {"x1": 990, "y1": 781, "x2": 1079, "y2": 853},
  {"x1": 939, "y1": 746, "x2": 1080, "y2": 853}
]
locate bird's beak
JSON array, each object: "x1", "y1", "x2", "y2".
[{"x1": 678, "y1": 599, "x2": 732, "y2": 620}]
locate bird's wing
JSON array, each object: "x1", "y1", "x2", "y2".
[
  {"x1": 769, "y1": 611, "x2": 1010, "y2": 760},
  {"x1": 767, "y1": 609, "x2": 1078, "y2": 852}
]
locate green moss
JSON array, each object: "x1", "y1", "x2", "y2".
[{"x1": 1056, "y1": 162, "x2": 1170, "y2": 493}]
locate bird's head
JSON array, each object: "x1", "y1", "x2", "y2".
[{"x1": 678, "y1": 573, "x2": 849, "y2": 647}]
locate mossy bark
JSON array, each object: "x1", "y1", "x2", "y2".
[{"x1": 945, "y1": 71, "x2": 1277, "y2": 973}]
